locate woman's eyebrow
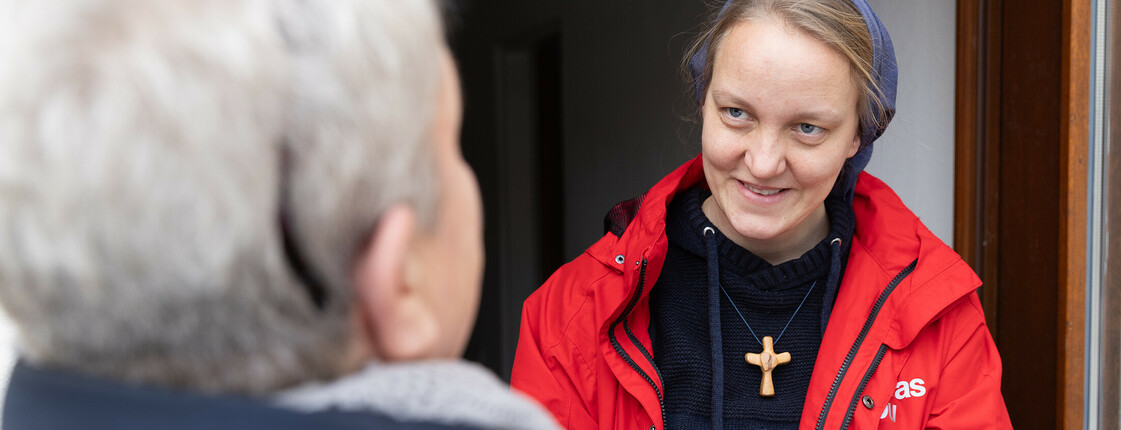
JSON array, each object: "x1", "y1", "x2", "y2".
[
  {"x1": 708, "y1": 89, "x2": 751, "y2": 107},
  {"x1": 797, "y1": 109, "x2": 845, "y2": 124},
  {"x1": 710, "y1": 88, "x2": 845, "y2": 124}
]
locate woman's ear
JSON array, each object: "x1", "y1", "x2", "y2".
[
  {"x1": 351, "y1": 204, "x2": 439, "y2": 361},
  {"x1": 848, "y1": 132, "x2": 862, "y2": 158}
]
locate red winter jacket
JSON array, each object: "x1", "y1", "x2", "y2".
[{"x1": 511, "y1": 156, "x2": 1011, "y2": 429}]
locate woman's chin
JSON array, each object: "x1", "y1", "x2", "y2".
[{"x1": 727, "y1": 221, "x2": 787, "y2": 246}]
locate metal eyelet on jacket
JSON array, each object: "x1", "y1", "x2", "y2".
[
  {"x1": 615, "y1": 254, "x2": 625, "y2": 264},
  {"x1": 862, "y1": 395, "x2": 874, "y2": 409}
]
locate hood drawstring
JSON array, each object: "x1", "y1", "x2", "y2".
[
  {"x1": 703, "y1": 226, "x2": 724, "y2": 430},
  {"x1": 821, "y1": 238, "x2": 844, "y2": 335}
]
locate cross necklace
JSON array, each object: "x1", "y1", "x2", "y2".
[{"x1": 720, "y1": 280, "x2": 817, "y2": 397}]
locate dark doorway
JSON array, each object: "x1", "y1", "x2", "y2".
[{"x1": 448, "y1": 1, "x2": 707, "y2": 379}]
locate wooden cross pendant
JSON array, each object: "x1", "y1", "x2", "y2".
[{"x1": 745, "y1": 336, "x2": 791, "y2": 397}]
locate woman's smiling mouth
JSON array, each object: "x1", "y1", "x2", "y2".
[{"x1": 743, "y1": 182, "x2": 785, "y2": 196}]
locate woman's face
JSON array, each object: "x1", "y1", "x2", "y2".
[{"x1": 700, "y1": 18, "x2": 861, "y2": 263}]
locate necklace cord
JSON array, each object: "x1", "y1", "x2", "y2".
[
  {"x1": 721, "y1": 281, "x2": 817, "y2": 346},
  {"x1": 776, "y1": 280, "x2": 816, "y2": 344},
  {"x1": 721, "y1": 286, "x2": 762, "y2": 345}
]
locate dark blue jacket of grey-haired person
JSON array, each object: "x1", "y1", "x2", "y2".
[{"x1": 2, "y1": 361, "x2": 478, "y2": 430}]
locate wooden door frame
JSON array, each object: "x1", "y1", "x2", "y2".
[
  {"x1": 953, "y1": 0, "x2": 1001, "y2": 334},
  {"x1": 954, "y1": 0, "x2": 1089, "y2": 428},
  {"x1": 1057, "y1": 0, "x2": 1090, "y2": 428}
]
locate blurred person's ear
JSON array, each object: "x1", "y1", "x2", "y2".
[{"x1": 352, "y1": 203, "x2": 440, "y2": 361}]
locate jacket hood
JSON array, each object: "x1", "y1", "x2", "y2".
[{"x1": 688, "y1": 0, "x2": 898, "y2": 204}]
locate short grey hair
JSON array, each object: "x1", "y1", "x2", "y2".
[{"x1": 0, "y1": 0, "x2": 444, "y2": 394}]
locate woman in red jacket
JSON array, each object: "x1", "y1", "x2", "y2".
[{"x1": 512, "y1": 0, "x2": 1012, "y2": 428}]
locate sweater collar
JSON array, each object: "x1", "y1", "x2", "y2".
[{"x1": 666, "y1": 186, "x2": 854, "y2": 289}]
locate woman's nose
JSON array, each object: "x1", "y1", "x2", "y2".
[{"x1": 743, "y1": 131, "x2": 787, "y2": 179}]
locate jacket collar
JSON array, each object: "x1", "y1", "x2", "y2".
[
  {"x1": 586, "y1": 156, "x2": 981, "y2": 349},
  {"x1": 584, "y1": 155, "x2": 707, "y2": 326},
  {"x1": 587, "y1": 155, "x2": 706, "y2": 269},
  {"x1": 848, "y1": 172, "x2": 983, "y2": 348}
]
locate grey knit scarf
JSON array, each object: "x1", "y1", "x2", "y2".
[{"x1": 273, "y1": 360, "x2": 559, "y2": 430}]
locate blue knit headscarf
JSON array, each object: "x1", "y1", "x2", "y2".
[{"x1": 688, "y1": 0, "x2": 898, "y2": 204}]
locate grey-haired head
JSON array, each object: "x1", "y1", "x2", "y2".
[{"x1": 0, "y1": 0, "x2": 446, "y2": 394}]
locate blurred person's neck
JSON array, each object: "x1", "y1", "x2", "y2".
[{"x1": 339, "y1": 310, "x2": 377, "y2": 374}]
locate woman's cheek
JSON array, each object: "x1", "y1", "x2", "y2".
[{"x1": 702, "y1": 134, "x2": 740, "y2": 168}]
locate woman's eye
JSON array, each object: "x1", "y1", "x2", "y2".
[
  {"x1": 725, "y1": 107, "x2": 747, "y2": 119},
  {"x1": 798, "y1": 123, "x2": 823, "y2": 135}
]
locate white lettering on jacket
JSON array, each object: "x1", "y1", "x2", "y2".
[
  {"x1": 893, "y1": 378, "x2": 926, "y2": 400},
  {"x1": 881, "y1": 379, "x2": 927, "y2": 422},
  {"x1": 880, "y1": 403, "x2": 897, "y2": 422}
]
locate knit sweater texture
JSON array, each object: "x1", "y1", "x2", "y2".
[{"x1": 651, "y1": 187, "x2": 854, "y2": 429}]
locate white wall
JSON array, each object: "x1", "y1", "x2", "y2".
[{"x1": 863, "y1": 0, "x2": 958, "y2": 245}]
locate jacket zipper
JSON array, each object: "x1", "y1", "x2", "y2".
[
  {"x1": 841, "y1": 344, "x2": 890, "y2": 429},
  {"x1": 608, "y1": 258, "x2": 666, "y2": 429},
  {"x1": 814, "y1": 259, "x2": 917, "y2": 430}
]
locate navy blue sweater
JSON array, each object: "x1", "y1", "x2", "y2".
[{"x1": 651, "y1": 187, "x2": 853, "y2": 429}]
